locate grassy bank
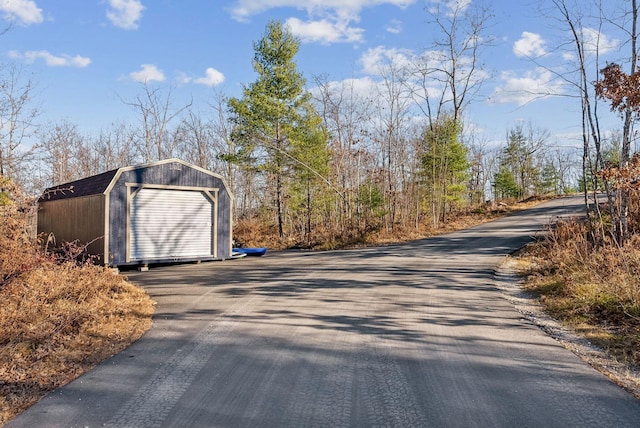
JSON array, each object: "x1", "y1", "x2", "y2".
[
  {"x1": 234, "y1": 197, "x2": 545, "y2": 251},
  {"x1": 0, "y1": 180, "x2": 155, "y2": 425},
  {"x1": 517, "y1": 219, "x2": 640, "y2": 368}
]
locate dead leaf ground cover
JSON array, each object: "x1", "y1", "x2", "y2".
[
  {"x1": 0, "y1": 264, "x2": 154, "y2": 425},
  {"x1": 234, "y1": 197, "x2": 544, "y2": 250},
  {"x1": 0, "y1": 180, "x2": 154, "y2": 425}
]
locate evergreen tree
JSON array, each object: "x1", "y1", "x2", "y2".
[
  {"x1": 539, "y1": 162, "x2": 560, "y2": 195},
  {"x1": 287, "y1": 103, "x2": 330, "y2": 245},
  {"x1": 501, "y1": 127, "x2": 536, "y2": 196},
  {"x1": 421, "y1": 115, "x2": 469, "y2": 228},
  {"x1": 493, "y1": 166, "x2": 521, "y2": 199},
  {"x1": 499, "y1": 124, "x2": 550, "y2": 198},
  {"x1": 228, "y1": 21, "x2": 326, "y2": 239}
]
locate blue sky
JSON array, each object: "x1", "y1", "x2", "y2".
[{"x1": 0, "y1": 0, "x2": 631, "y2": 152}]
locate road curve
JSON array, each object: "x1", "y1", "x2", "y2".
[{"x1": 8, "y1": 196, "x2": 640, "y2": 427}]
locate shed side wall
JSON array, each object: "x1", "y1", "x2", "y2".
[{"x1": 37, "y1": 194, "x2": 106, "y2": 262}]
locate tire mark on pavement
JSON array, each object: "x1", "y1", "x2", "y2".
[
  {"x1": 280, "y1": 320, "x2": 357, "y2": 426},
  {"x1": 106, "y1": 293, "x2": 265, "y2": 428}
]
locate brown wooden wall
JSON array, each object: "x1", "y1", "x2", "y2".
[{"x1": 37, "y1": 194, "x2": 106, "y2": 262}]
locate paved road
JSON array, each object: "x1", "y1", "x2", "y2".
[{"x1": 8, "y1": 196, "x2": 640, "y2": 427}]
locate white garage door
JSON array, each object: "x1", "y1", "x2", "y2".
[{"x1": 130, "y1": 188, "x2": 213, "y2": 261}]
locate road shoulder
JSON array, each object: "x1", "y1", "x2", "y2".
[{"x1": 495, "y1": 256, "x2": 640, "y2": 399}]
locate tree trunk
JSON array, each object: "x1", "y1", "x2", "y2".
[{"x1": 619, "y1": 0, "x2": 638, "y2": 244}]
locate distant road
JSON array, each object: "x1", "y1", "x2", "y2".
[{"x1": 9, "y1": 196, "x2": 640, "y2": 427}]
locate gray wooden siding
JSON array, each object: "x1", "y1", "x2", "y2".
[{"x1": 107, "y1": 160, "x2": 232, "y2": 264}]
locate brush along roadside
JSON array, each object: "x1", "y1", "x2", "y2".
[
  {"x1": 502, "y1": 219, "x2": 640, "y2": 399},
  {"x1": 0, "y1": 177, "x2": 155, "y2": 425},
  {"x1": 0, "y1": 261, "x2": 155, "y2": 425}
]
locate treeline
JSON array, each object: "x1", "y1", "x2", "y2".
[
  {"x1": 5, "y1": 1, "x2": 640, "y2": 249},
  {"x1": 0, "y1": 14, "x2": 582, "y2": 249}
]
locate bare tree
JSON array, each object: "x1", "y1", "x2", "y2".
[
  {"x1": 0, "y1": 64, "x2": 40, "y2": 183},
  {"x1": 123, "y1": 82, "x2": 192, "y2": 162},
  {"x1": 593, "y1": 1, "x2": 639, "y2": 242},
  {"x1": 373, "y1": 61, "x2": 413, "y2": 230},
  {"x1": 400, "y1": 1, "x2": 494, "y2": 228},
  {"x1": 93, "y1": 122, "x2": 136, "y2": 171},
  {"x1": 312, "y1": 75, "x2": 377, "y2": 231},
  {"x1": 547, "y1": 0, "x2": 639, "y2": 244},
  {"x1": 468, "y1": 135, "x2": 499, "y2": 203},
  {"x1": 208, "y1": 90, "x2": 237, "y2": 190},
  {"x1": 411, "y1": 0, "x2": 494, "y2": 125},
  {"x1": 174, "y1": 110, "x2": 214, "y2": 169},
  {"x1": 40, "y1": 120, "x2": 85, "y2": 185},
  {"x1": 546, "y1": 146, "x2": 578, "y2": 194}
]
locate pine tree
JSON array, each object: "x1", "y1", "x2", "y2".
[
  {"x1": 493, "y1": 166, "x2": 521, "y2": 199},
  {"x1": 501, "y1": 127, "x2": 539, "y2": 197},
  {"x1": 421, "y1": 115, "x2": 469, "y2": 228},
  {"x1": 228, "y1": 21, "x2": 327, "y2": 239}
]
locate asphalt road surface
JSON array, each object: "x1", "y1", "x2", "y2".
[{"x1": 8, "y1": 196, "x2": 640, "y2": 427}]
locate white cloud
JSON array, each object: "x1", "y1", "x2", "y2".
[
  {"x1": 129, "y1": 64, "x2": 165, "y2": 83},
  {"x1": 386, "y1": 19, "x2": 402, "y2": 34},
  {"x1": 427, "y1": 0, "x2": 472, "y2": 17},
  {"x1": 548, "y1": 29, "x2": 617, "y2": 62},
  {"x1": 176, "y1": 72, "x2": 192, "y2": 85},
  {"x1": 344, "y1": 76, "x2": 379, "y2": 94},
  {"x1": 489, "y1": 68, "x2": 564, "y2": 106},
  {"x1": 228, "y1": 0, "x2": 414, "y2": 45},
  {"x1": 582, "y1": 27, "x2": 619, "y2": 54},
  {"x1": 286, "y1": 16, "x2": 364, "y2": 44},
  {"x1": 194, "y1": 67, "x2": 225, "y2": 87},
  {"x1": 360, "y1": 46, "x2": 413, "y2": 75},
  {"x1": 8, "y1": 50, "x2": 91, "y2": 67},
  {"x1": 309, "y1": 76, "x2": 379, "y2": 103},
  {"x1": 229, "y1": 0, "x2": 414, "y2": 21},
  {"x1": 106, "y1": 0, "x2": 144, "y2": 30},
  {"x1": 513, "y1": 32, "x2": 546, "y2": 58},
  {"x1": 0, "y1": 0, "x2": 43, "y2": 25}
]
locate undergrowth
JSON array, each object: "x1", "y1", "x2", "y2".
[
  {"x1": 0, "y1": 177, "x2": 155, "y2": 425},
  {"x1": 233, "y1": 198, "x2": 540, "y2": 251},
  {"x1": 520, "y1": 219, "x2": 640, "y2": 367}
]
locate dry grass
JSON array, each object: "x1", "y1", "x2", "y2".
[
  {"x1": 519, "y1": 220, "x2": 640, "y2": 367},
  {"x1": 234, "y1": 197, "x2": 546, "y2": 251},
  {"x1": 0, "y1": 179, "x2": 155, "y2": 425}
]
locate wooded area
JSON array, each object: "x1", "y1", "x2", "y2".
[{"x1": 1, "y1": 1, "x2": 640, "y2": 249}]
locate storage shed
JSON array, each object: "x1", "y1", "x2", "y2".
[{"x1": 38, "y1": 158, "x2": 233, "y2": 266}]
